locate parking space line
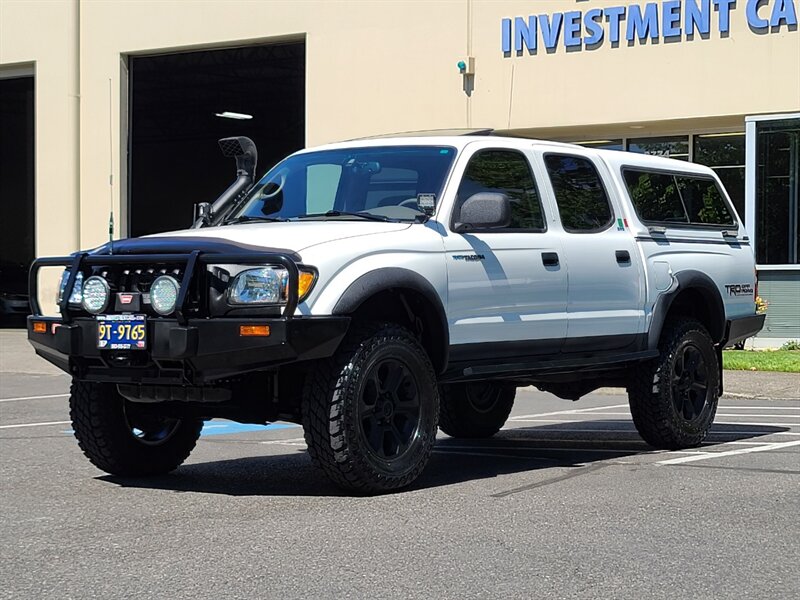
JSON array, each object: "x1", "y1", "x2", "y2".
[
  {"x1": 658, "y1": 440, "x2": 800, "y2": 465},
  {"x1": 715, "y1": 413, "x2": 800, "y2": 418},
  {"x1": 502, "y1": 426, "x2": 800, "y2": 437},
  {"x1": 0, "y1": 420, "x2": 71, "y2": 429},
  {"x1": 707, "y1": 440, "x2": 778, "y2": 446},
  {"x1": 0, "y1": 393, "x2": 69, "y2": 403},
  {"x1": 716, "y1": 406, "x2": 800, "y2": 410},
  {"x1": 535, "y1": 411, "x2": 800, "y2": 419},
  {"x1": 507, "y1": 418, "x2": 800, "y2": 428},
  {"x1": 439, "y1": 443, "x2": 706, "y2": 455},
  {"x1": 260, "y1": 437, "x2": 307, "y2": 445},
  {"x1": 509, "y1": 404, "x2": 629, "y2": 420}
]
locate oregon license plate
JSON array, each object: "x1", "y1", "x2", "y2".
[{"x1": 97, "y1": 314, "x2": 147, "y2": 350}]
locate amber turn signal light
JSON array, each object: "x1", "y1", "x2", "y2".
[
  {"x1": 32, "y1": 321, "x2": 47, "y2": 333},
  {"x1": 239, "y1": 324, "x2": 270, "y2": 337}
]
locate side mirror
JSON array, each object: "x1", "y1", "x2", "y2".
[
  {"x1": 454, "y1": 192, "x2": 511, "y2": 233},
  {"x1": 193, "y1": 202, "x2": 212, "y2": 228}
]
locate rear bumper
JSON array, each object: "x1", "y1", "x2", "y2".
[
  {"x1": 722, "y1": 313, "x2": 766, "y2": 348},
  {"x1": 28, "y1": 315, "x2": 349, "y2": 384}
]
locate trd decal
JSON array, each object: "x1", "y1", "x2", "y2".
[{"x1": 724, "y1": 283, "x2": 753, "y2": 296}]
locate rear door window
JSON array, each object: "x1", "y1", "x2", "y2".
[{"x1": 544, "y1": 154, "x2": 613, "y2": 232}]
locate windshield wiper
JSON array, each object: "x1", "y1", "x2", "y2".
[
  {"x1": 295, "y1": 211, "x2": 399, "y2": 223},
  {"x1": 223, "y1": 215, "x2": 287, "y2": 225}
]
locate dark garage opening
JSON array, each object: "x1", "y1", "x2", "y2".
[
  {"x1": 0, "y1": 76, "x2": 35, "y2": 320},
  {"x1": 129, "y1": 41, "x2": 305, "y2": 237}
]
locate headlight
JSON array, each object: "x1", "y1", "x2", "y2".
[
  {"x1": 228, "y1": 267, "x2": 316, "y2": 305},
  {"x1": 81, "y1": 276, "x2": 110, "y2": 314},
  {"x1": 150, "y1": 275, "x2": 180, "y2": 315},
  {"x1": 56, "y1": 270, "x2": 84, "y2": 306}
]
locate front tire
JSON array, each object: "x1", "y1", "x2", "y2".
[
  {"x1": 628, "y1": 319, "x2": 720, "y2": 449},
  {"x1": 302, "y1": 323, "x2": 439, "y2": 494},
  {"x1": 69, "y1": 381, "x2": 203, "y2": 476},
  {"x1": 439, "y1": 383, "x2": 516, "y2": 438}
]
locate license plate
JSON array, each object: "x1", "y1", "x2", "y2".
[{"x1": 97, "y1": 314, "x2": 147, "y2": 350}]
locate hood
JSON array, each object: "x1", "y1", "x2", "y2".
[{"x1": 91, "y1": 221, "x2": 411, "y2": 257}]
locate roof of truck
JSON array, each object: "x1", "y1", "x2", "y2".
[{"x1": 299, "y1": 132, "x2": 717, "y2": 177}]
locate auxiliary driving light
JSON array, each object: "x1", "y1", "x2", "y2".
[
  {"x1": 150, "y1": 275, "x2": 180, "y2": 315},
  {"x1": 81, "y1": 276, "x2": 110, "y2": 314}
]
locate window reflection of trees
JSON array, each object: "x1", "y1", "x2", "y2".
[
  {"x1": 459, "y1": 151, "x2": 545, "y2": 230},
  {"x1": 545, "y1": 155, "x2": 612, "y2": 232},
  {"x1": 623, "y1": 169, "x2": 734, "y2": 226}
]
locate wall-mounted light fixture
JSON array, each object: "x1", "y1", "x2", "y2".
[{"x1": 457, "y1": 57, "x2": 475, "y2": 75}]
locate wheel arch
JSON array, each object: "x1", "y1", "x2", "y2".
[
  {"x1": 649, "y1": 270, "x2": 726, "y2": 349},
  {"x1": 332, "y1": 268, "x2": 449, "y2": 374}
]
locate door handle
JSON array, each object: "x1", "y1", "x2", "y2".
[
  {"x1": 542, "y1": 252, "x2": 560, "y2": 267},
  {"x1": 616, "y1": 250, "x2": 631, "y2": 264}
]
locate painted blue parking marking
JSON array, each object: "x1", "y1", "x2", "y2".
[{"x1": 200, "y1": 421, "x2": 298, "y2": 436}]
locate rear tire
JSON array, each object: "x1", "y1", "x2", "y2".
[
  {"x1": 628, "y1": 319, "x2": 719, "y2": 449},
  {"x1": 439, "y1": 383, "x2": 516, "y2": 438},
  {"x1": 302, "y1": 322, "x2": 439, "y2": 494},
  {"x1": 69, "y1": 381, "x2": 203, "y2": 476}
]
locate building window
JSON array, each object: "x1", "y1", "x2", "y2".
[
  {"x1": 627, "y1": 136, "x2": 690, "y2": 161},
  {"x1": 756, "y1": 119, "x2": 800, "y2": 265},
  {"x1": 544, "y1": 154, "x2": 613, "y2": 232},
  {"x1": 575, "y1": 139, "x2": 624, "y2": 151},
  {"x1": 694, "y1": 133, "x2": 746, "y2": 224}
]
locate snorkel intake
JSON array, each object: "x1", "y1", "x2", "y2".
[{"x1": 192, "y1": 136, "x2": 258, "y2": 228}]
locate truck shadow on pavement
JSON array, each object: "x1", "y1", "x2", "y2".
[{"x1": 99, "y1": 421, "x2": 789, "y2": 497}]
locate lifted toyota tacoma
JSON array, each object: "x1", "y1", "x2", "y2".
[{"x1": 28, "y1": 134, "x2": 764, "y2": 493}]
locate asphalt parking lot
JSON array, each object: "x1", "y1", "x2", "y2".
[{"x1": 1, "y1": 332, "x2": 799, "y2": 599}]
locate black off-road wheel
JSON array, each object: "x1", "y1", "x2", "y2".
[
  {"x1": 301, "y1": 323, "x2": 439, "y2": 494},
  {"x1": 69, "y1": 381, "x2": 203, "y2": 476},
  {"x1": 439, "y1": 382, "x2": 516, "y2": 438},
  {"x1": 628, "y1": 319, "x2": 720, "y2": 449}
]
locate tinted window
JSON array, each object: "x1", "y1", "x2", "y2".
[
  {"x1": 544, "y1": 154, "x2": 613, "y2": 232},
  {"x1": 623, "y1": 168, "x2": 735, "y2": 226},
  {"x1": 623, "y1": 170, "x2": 687, "y2": 223},
  {"x1": 676, "y1": 176, "x2": 734, "y2": 226},
  {"x1": 457, "y1": 150, "x2": 545, "y2": 230}
]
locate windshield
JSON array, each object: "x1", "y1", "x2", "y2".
[{"x1": 225, "y1": 145, "x2": 457, "y2": 223}]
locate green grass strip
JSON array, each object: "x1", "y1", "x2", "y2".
[{"x1": 723, "y1": 350, "x2": 800, "y2": 373}]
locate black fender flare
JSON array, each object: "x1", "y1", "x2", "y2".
[
  {"x1": 648, "y1": 270, "x2": 726, "y2": 349},
  {"x1": 332, "y1": 268, "x2": 449, "y2": 373}
]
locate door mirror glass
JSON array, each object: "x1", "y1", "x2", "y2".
[{"x1": 454, "y1": 192, "x2": 511, "y2": 232}]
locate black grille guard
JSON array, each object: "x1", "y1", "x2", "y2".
[{"x1": 29, "y1": 251, "x2": 300, "y2": 324}]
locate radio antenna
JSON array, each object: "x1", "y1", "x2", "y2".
[{"x1": 108, "y1": 78, "x2": 114, "y2": 254}]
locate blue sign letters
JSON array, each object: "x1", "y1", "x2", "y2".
[{"x1": 501, "y1": 0, "x2": 798, "y2": 54}]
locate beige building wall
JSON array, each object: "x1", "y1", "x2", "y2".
[
  {"x1": 0, "y1": 0, "x2": 80, "y2": 257},
  {"x1": 3, "y1": 0, "x2": 800, "y2": 261}
]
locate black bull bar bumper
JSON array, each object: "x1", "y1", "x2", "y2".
[{"x1": 27, "y1": 251, "x2": 349, "y2": 384}]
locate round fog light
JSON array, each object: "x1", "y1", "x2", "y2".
[
  {"x1": 151, "y1": 276, "x2": 180, "y2": 315},
  {"x1": 81, "y1": 276, "x2": 110, "y2": 314}
]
